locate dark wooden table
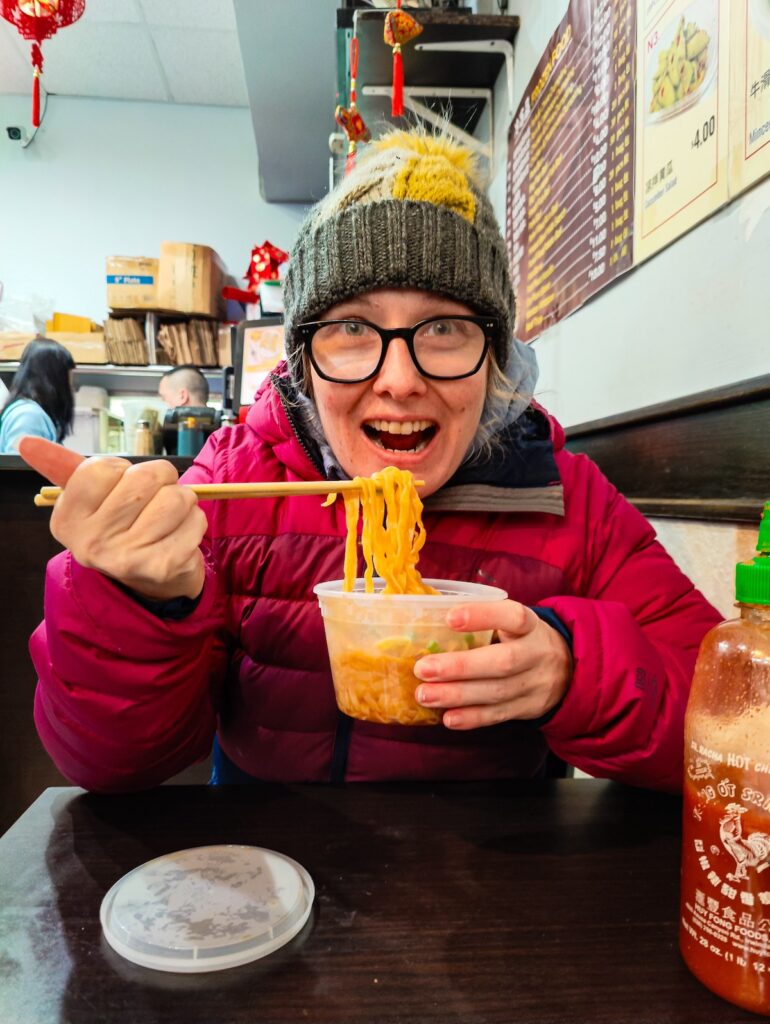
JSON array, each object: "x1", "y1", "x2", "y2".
[{"x1": 0, "y1": 780, "x2": 760, "y2": 1024}]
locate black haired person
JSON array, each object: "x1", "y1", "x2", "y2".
[{"x1": 0, "y1": 338, "x2": 75, "y2": 454}]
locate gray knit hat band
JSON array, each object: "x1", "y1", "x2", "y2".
[{"x1": 283, "y1": 198, "x2": 514, "y2": 376}]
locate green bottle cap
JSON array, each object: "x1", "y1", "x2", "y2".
[{"x1": 735, "y1": 501, "x2": 770, "y2": 605}]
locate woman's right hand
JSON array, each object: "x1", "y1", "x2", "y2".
[
  {"x1": 19, "y1": 437, "x2": 208, "y2": 602},
  {"x1": 50, "y1": 456, "x2": 208, "y2": 601}
]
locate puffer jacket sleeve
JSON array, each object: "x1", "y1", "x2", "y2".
[
  {"x1": 31, "y1": 435, "x2": 229, "y2": 793},
  {"x1": 538, "y1": 453, "x2": 722, "y2": 792}
]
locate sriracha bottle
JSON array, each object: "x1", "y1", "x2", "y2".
[{"x1": 680, "y1": 502, "x2": 770, "y2": 1015}]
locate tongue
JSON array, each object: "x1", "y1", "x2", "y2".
[{"x1": 378, "y1": 430, "x2": 426, "y2": 451}]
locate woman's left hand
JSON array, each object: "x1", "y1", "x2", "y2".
[{"x1": 413, "y1": 600, "x2": 572, "y2": 730}]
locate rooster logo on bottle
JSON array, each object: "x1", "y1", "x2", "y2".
[{"x1": 719, "y1": 804, "x2": 770, "y2": 881}]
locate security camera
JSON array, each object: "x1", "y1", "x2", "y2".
[{"x1": 6, "y1": 126, "x2": 27, "y2": 143}]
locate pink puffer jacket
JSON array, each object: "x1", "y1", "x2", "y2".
[{"x1": 31, "y1": 375, "x2": 721, "y2": 793}]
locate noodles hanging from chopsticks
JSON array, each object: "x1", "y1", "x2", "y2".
[{"x1": 340, "y1": 467, "x2": 436, "y2": 595}]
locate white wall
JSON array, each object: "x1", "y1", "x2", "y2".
[
  {"x1": 0, "y1": 94, "x2": 307, "y2": 325},
  {"x1": 490, "y1": 2, "x2": 770, "y2": 429}
]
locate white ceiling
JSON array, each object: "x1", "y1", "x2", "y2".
[{"x1": 0, "y1": 0, "x2": 248, "y2": 107}]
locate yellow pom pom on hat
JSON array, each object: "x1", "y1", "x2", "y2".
[
  {"x1": 283, "y1": 127, "x2": 516, "y2": 383},
  {"x1": 393, "y1": 154, "x2": 476, "y2": 224}
]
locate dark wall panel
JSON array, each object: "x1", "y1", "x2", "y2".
[{"x1": 566, "y1": 374, "x2": 770, "y2": 522}]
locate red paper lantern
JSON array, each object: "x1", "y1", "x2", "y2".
[{"x1": 1, "y1": 0, "x2": 86, "y2": 127}]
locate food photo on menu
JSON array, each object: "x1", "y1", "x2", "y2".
[{"x1": 648, "y1": 1, "x2": 717, "y2": 121}]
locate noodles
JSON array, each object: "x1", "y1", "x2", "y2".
[
  {"x1": 331, "y1": 646, "x2": 442, "y2": 726},
  {"x1": 340, "y1": 467, "x2": 437, "y2": 595},
  {"x1": 321, "y1": 467, "x2": 444, "y2": 725}
]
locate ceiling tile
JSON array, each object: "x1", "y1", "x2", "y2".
[
  {"x1": 1, "y1": 0, "x2": 247, "y2": 106},
  {"x1": 43, "y1": 24, "x2": 169, "y2": 102},
  {"x1": 151, "y1": 27, "x2": 247, "y2": 106},
  {"x1": 78, "y1": 0, "x2": 144, "y2": 24},
  {"x1": 138, "y1": 0, "x2": 237, "y2": 31}
]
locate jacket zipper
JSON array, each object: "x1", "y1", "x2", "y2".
[{"x1": 271, "y1": 373, "x2": 326, "y2": 477}]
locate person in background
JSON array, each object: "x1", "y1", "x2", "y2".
[
  {"x1": 158, "y1": 365, "x2": 209, "y2": 409},
  {"x1": 26, "y1": 128, "x2": 721, "y2": 795},
  {"x1": 157, "y1": 364, "x2": 212, "y2": 456},
  {"x1": 0, "y1": 337, "x2": 75, "y2": 454}
]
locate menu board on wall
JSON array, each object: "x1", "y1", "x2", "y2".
[
  {"x1": 506, "y1": 0, "x2": 636, "y2": 342},
  {"x1": 729, "y1": 0, "x2": 770, "y2": 194},
  {"x1": 634, "y1": 0, "x2": 730, "y2": 262}
]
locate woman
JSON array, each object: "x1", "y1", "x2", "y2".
[
  {"x1": 0, "y1": 337, "x2": 75, "y2": 453},
  {"x1": 26, "y1": 131, "x2": 720, "y2": 793}
]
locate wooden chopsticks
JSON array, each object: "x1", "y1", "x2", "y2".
[{"x1": 33, "y1": 479, "x2": 424, "y2": 508}]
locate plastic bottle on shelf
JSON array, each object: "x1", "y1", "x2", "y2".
[
  {"x1": 679, "y1": 501, "x2": 770, "y2": 1016},
  {"x1": 133, "y1": 419, "x2": 154, "y2": 457}
]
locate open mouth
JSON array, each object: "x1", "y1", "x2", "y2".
[{"x1": 362, "y1": 419, "x2": 438, "y2": 454}]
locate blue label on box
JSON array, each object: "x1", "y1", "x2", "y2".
[{"x1": 107, "y1": 275, "x2": 154, "y2": 285}]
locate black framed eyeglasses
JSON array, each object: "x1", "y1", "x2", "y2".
[{"x1": 297, "y1": 315, "x2": 499, "y2": 384}]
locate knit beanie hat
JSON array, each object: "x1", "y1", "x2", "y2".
[{"x1": 283, "y1": 129, "x2": 526, "y2": 385}]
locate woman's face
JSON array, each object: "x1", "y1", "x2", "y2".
[{"x1": 309, "y1": 289, "x2": 489, "y2": 497}]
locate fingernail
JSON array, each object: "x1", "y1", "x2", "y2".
[
  {"x1": 447, "y1": 608, "x2": 467, "y2": 629},
  {"x1": 414, "y1": 659, "x2": 437, "y2": 681},
  {"x1": 443, "y1": 712, "x2": 458, "y2": 728},
  {"x1": 416, "y1": 687, "x2": 437, "y2": 706}
]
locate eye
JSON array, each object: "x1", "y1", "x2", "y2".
[
  {"x1": 341, "y1": 321, "x2": 368, "y2": 336},
  {"x1": 429, "y1": 319, "x2": 456, "y2": 335}
]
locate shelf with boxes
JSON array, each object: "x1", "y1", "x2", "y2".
[
  {"x1": 106, "y1": 242, "x2": 225, "y2": 321},
  {"x1": 105, "y1": 310, "x2": 227, "y2": 368},
  {"x1": 107, "y1": 242, "x2": 228, "y2": 367},
  {"x1": 0, "y1": 243, "x2": 231, "y2": 371}
]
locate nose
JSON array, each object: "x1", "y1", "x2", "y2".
[{"x1": 371, "y1": 337, "x2": 427, "y2": 399}]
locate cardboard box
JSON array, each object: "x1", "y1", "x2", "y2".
[
  {"x1": 157, "y1": 242, "x2": 225, "y2": 319},
  {"x1": 218, "y1": 324, "x2": 234, "y2": 367},
  {"x1": 46, "y1": 312, "x2": 102, "y2": 333},
  {"x1": 0, "y1": 332, "x2": 35, "y2": 361},
  {"x1": 0, "y1": 331, "x2": 108, "y2": 364},
  {"x1": 47, "y1": 332, "x2": 108, "y2": 364},
  {"x1": 106, "y1": 256, "x2": 159, "y2": 310}
]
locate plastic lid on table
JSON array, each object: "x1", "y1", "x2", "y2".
[{"x1": 100, "y1": 845, "x2": 314, "y2": 973}]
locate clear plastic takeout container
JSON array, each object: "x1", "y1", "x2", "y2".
[{"x1": 314, "y1": 578, "x2": 507, "y2": 726}]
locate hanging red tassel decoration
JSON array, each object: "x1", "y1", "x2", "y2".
[
  {"x1": 1, "y1": 0, "x2": 85, "y2": 128},
  {"x1": 335, "y1": 35, "x2": 370, "y2": 175},
  {"x1": 31, "y1": 41, "x2": 42, "y2": 126},
  {"x1": 383, "y1": 0, "x2": 422, "y2": 119},
  {"x1": 391, "y1": 44, "x2": 404, "y2": 117}
]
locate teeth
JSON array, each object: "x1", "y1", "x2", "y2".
[
  {"x1": 368, "y1": 419, "x2": 433, "y2": 434},
  {"x1": 372, "y1": 437, "x2": 429, "y2": 454}
]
